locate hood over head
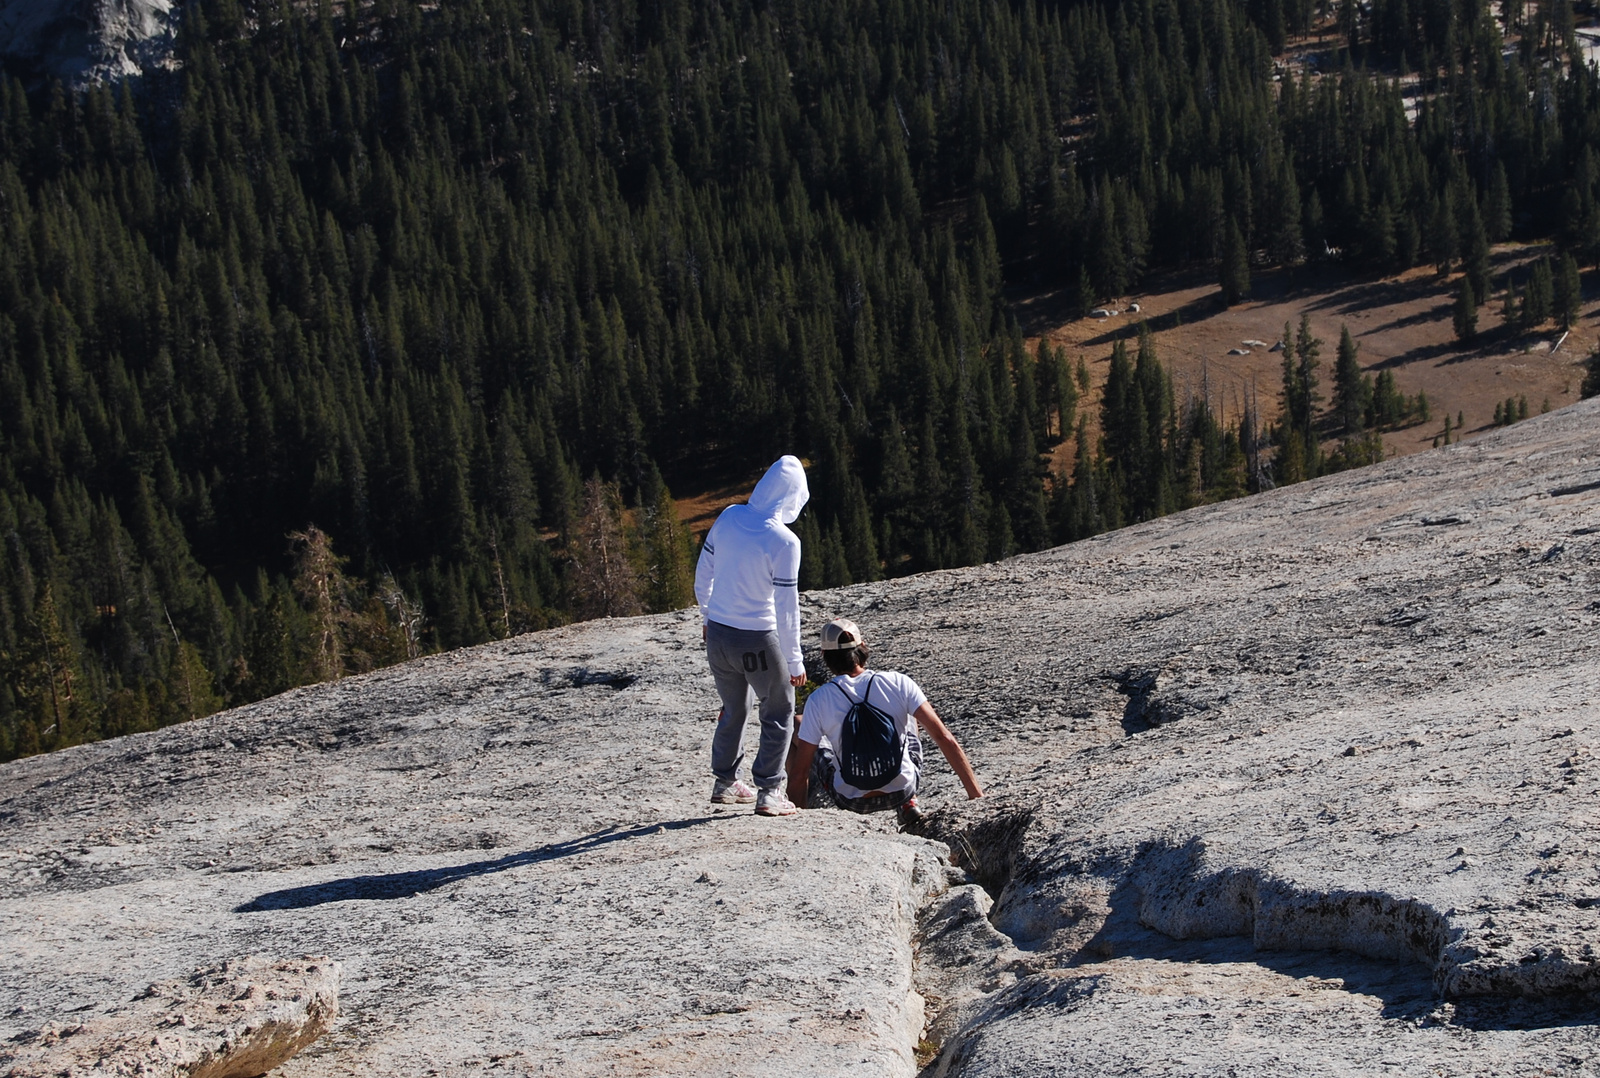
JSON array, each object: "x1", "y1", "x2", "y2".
[{"x1": 747, "y1": 455, "x2": 809, "y2": 524}]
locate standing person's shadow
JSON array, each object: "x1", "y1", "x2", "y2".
[{"x1": 234, "y1": 816, "x2": 721, "y2": 912}]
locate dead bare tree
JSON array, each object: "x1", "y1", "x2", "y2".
[
  {"x1": 569, "y1": 478, "x2": 642, "y2": 620},
  {"x1": 289, "y1": 525, "x2": 350, "y2": 683},
  {"x1": 488, "y1": 526, "x2": 512, "y2": 639},
  {"x1": 378, "y1": 573, "x2": 425, "y2": 661}
]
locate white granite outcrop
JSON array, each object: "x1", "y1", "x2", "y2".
[{"x1": 0, "y1": 0, "x2": 175, "y2": 84}]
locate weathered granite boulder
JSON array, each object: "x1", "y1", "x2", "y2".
[
  {"x1": 1, "y1": 955, "x2": 338, "y2": 1078},
  {"x1": 2, "y1": 398, "x2": 1598, "y2": 1076}
]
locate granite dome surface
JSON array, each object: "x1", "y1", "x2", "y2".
[{"x1": 3, "y1": 398, "x2": 1599, "y2": 1076}]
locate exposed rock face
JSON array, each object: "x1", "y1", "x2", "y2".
[
  {"x1": 0, "y1": 624, "x2": 954, "y2": 1076},
  {"x1": 2, "y1": 399, "x2": 1598, "y2": 1076},
  {"x1": 1, "y1": 955, "x2": 339, "y2": 1078},
  {"x1": 0, "y1": 0, "x2": 175, "y2": 84},
  {"x1": 892, "y1": 398, "x2": 1600, "y2": 1074}
]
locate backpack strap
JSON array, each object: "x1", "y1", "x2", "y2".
[{"x1": 832, "y1": 673, "x2": 884, "y2": 709}]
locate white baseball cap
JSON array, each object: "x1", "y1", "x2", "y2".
[{"x1": 820, "y1": 617, "x2": 865, "y2": 651}]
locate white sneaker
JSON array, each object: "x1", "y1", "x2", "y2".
[
  {"x1": 711, "y1": 778, "x2": 757, "y2": 805},
  {"x1": 755, "y1": 789, "x2": 797, "y2": 817}
]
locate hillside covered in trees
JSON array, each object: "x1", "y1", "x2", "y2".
[{"x1": 3, "y1": 0, "x2": 1600, "y2": 759}]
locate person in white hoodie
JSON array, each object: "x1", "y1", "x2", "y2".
[{"x1": 695, "y1": 455, "x2": 809, "y2": 817}]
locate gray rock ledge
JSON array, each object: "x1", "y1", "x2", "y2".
[{"x1": 1, "y1": 954, "x2": 338, "y2": 1077}]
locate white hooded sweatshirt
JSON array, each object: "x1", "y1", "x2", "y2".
[{"x1": 695, "y1": 456, "x2": 809, "y2": 673}]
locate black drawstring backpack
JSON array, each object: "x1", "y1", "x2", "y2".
[{"x1": 831, "y1": 674, "x2": 903, "y2": 788}]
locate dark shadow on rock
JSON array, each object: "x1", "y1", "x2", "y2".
[
  {"x1": 1113, "y1": 669, "x2": 1193, "y2": 733},
  {"x1": 234, "y1": 816, "x2": 721, "y2": 912},
  {"x1": 1069, "y1": 872, "x2": 1444, "y2": 1015},
  {"x1": 1114, "y1": 670, "x2": 1158, "y2": 734},
  {"x1": 541, "y1": 667, "x2": 638, "y2": 690},
  {"x1": 1057, "y1": 857, "x2": 1595, "y2": 1031},
  {"x1": 1445, "y1": 993, "x2": 1600, "y2": 1032},
  {"x1": 920, "y1": 798, "x2": 1037, "y2": 904}
]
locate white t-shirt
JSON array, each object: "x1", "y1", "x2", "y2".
[{"x1": 797, "y1": 670, "x2": 927, "y2": 799}]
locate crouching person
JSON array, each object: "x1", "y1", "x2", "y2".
[{"x1": 787, "y1": 618, "x2": 982, "y2": 826}]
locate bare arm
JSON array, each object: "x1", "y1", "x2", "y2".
[
  {"x1": 787, "y1": 737, "x2": 817, "y2": 808},
  {"x1": 912, "y1": 702, "x2": 983, "y2": 800}
]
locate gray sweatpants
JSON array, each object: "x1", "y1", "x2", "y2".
[{"x1": 705, "y1": 620, "x2": 794, "y2": 792}]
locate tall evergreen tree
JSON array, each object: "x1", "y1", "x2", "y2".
[
  {"x1": 1454, "y1": 278, "x2": 1479, "y2": 342},
  {"x1": 1555, "y1": 253, "x2": 1583, "y2": 329},
  {"x1": 1332, "y1": 326, "x2": 1369, "y2": 435},
  {"x1": 1220, "y1": 218, "x2": 1251, "y2": 306}
]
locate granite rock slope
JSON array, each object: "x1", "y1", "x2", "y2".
[
  {"x1": 0, "y1": 0, "x2": 175, "y2": 83},
  {"x1": 2, "y1": 398, "x2": 1599, "y2": 1076},
  {"x1": 870, "y1": 398, "x2": 1600, "y2": 1075},
  {"x1": 1, "y1": 614, "x2": 952, "y2": 1076}
]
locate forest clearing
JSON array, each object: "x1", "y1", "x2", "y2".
[{"x1": 1017, "y1": 247, "x2": 1593, "y2": 474}]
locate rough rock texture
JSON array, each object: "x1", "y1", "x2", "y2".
[
  {"x1": 3, "y1": 399, "x2": 1599, "y2": 1076},
  {"x1": 0, "y1": 620, "x2": 952, "y2": 1076},
  {"x1": 888, "y1": 399, "x2": 1600, "y2": 1074},
  {"x1": 0, "y1": 0, "x2": 175, "y2": 84},
  {"x1": 2, "y1": 955, "x2": 338, "y2": 1078}
]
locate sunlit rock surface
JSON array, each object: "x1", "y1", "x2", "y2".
[
  {"x1": 0, "y1": 0, "x2": 175, "y2": 84},
  {"x1": 2, "y1": 398, "x2": 1598, "y2": 1076}
]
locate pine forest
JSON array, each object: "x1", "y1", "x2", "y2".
[{"x1": 3, "y1": 0, "x2": 1599, "y2": 759}]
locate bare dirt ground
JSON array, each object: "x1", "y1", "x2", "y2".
[
  {"x1": 673, "y1": 469, "x2": 772, "y2": 534},
  {"x1": 1020, "y1": 246, "x2": 1593, "y2": 474}
]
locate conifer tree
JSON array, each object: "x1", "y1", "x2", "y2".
[
  {"x1": 819, "y1": 520, "x2": 853, "y2": 587},
  {"x1": 1500, "y1": 277, "x2": 1521, "y2": 328},
  {"x1": 6, "y1": 584, "x2": 91, "y2": 753},
  {"x1": 164, "y1": 639, "x2": 224, "y2": 725},
  {"x1": 1454, "y1": 277, "x2": 1479, "y2": 341},
  {"x1": 1275, "y1": 316, "x2": 1322, "y2": 483},
  {"x1": 289, "y1": 525, "x2": 353, "y2": 684},
  {"x1": 378, "y1": 574, "x2": 426, "y2": 661},
  {"x1": 1463, "y1": 204, "x2": 1492, "y2": 303},
  {"x1": 1485, "y1": 162, "x2": 1513, "y2": 243},
  {"x1": 1333, "y1": 326, "x2": 1369, "y2": 435},
  {"x1": 640, "y1": 485, "x2": 695, "y2": 615},
  {"x1": 1220, "y1": 218, "x2": 1251, "y2": 306},
  {"x1": 1063, "y1": 416, "x2": 1102, "y2": 541},
  {"x1": 840, "y1": 477, "x2": 883, "y2": 583},
  {"x1": 1583, "y1": 346, "x2": 1600, "y2": 399},
  {"x1": 1555, "y1": 253, "x2": 1582, "y2": 329},
  {"x1": 1524, "y1": 258, "x2": 1554, "y2": 327}
]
